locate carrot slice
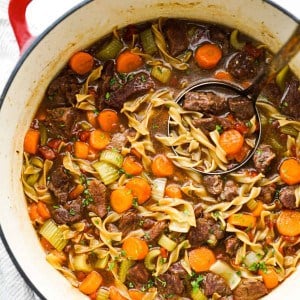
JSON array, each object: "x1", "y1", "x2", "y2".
[
  {"x1": 279, "y1": 158, "x2": 300, "y2": 185},
  {"x1": 110, "y1": 187, "x2": 133, "y2": 213},
  {"x1": 122, "y1": 237, "x2": 149, "y2": 260},
  {"x1": 151, "y1": 154, "x2": 174, "y2": 177},
  {"x1": 195, "y1": 43, "x2": 222, "y2": 69},
  {"x1": 24, "y1": 129, "x2": 40, "y2": 154},
  {"x1": 97, "y1": 109, "x2": 119, "y2": 132},
  {"x1": 228, "y1": 213, "x2": 256, "y2": 228},
  {"x1": 122, "y1": 156, "x2": 143, "y2": 176},
  {"x1": 89, "y1": 129, "x2": 111, "y2": 150},
  {"x1": 214, "y1": 70, "x2": 233, "y2": 81},
  {"x1": 258, "y1": 267, "x2": 279, "y2": 289},
  {"x1": 69, "y1": 51, "x2": 94, "y2": 75},
  {"x1": 165, "y1": 184, "x2": 182, "y2": 198},
  {"x1": 40, "y1": 236, "x2": 54, "y2": 251},
  {"x1": 126, "y1": 177, "x2": 151, "y2": 204},
  {"x1": 277, "y1": 210, "x2": 300, "y2": 237},
  {"x1": 116, "y1": 50, "x2": 143, "y2": 73},
  {"x1": 251, "y1": 200, "x2": 264, "y2": 217},
  {"x1": 109, "y1": 286, "x2": 127, "y2": 300},
  {"x1": 128, "y1": 289, "x2": 145, "y2": 300},
  {"x1": 74, "y1": 141, "x2": 89, "y2": 159},
  {"x1": 188, "y1": 247, "x2": 216, "y2": 272},
  {"x1": 79, "y1": 270, "x2": 102, "y2": 295},
  {"x1": 69, "y1": 184, "x2": 85, "y2": 199},
  {"x1": 219, "y1": 129, "x2": 244, "y2": 155},
  {"x1": 28, "y1": 203, "x2": 41, "y2": 222},
  {"x1": 37, "y1": 201, "x2": 51, "y2": 220}
]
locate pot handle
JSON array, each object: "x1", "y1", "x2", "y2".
[{"x1": 8, "y1": 0, "x2": 35, "y2": 53}]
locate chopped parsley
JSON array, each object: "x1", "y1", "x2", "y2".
[
  {"x1": 191, "y1": 274, "x2": 204, "y2": 291},
  {"x1": 82, "y1": 189, "x2": 94, "y2": 207},
  {"x1": 105, "y1": 91, "x2": 111, "y2": 101},
  {"x1": 69, "y1": 208, "x2": 76, "y2": 216},
  {"x1": 53, "y1": 205, "x2": 60, "y2": 209},
  {"x1": 248, "y1": 261, "x2": 267, "y2": 273},
  {"x1": 215, "y1": 124, "x2": 223, "y2": 133},
  {"x1": 132, "y1": 197, "x2": 139, "y2": 208},
  {"x1": 246, "y1": 121, "x2": 253, "y2": 128},
  {"x1": 108, "y1": 261, "x2": 115, "y2": 271}
]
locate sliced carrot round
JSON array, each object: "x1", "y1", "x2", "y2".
[
  {"x1": 195, "y1": 43, "x2": 222, "y2": 69},
  {"x1": 122, "y1": 156, "x2": 143, "y2": 176},
  {"x1": 116, "y1": 50, "x2": 143, "y2": 73},
  {"x1": 151, "y1": 154, "x2": 174, "y2": 177},
  {"x1": 279, "y1": 158, "x2": 300, "y2": 185},
  {"x1": 188, "y1": 247, "x2": 216, "y2": 272},
  {"x1": 126, "y1": 177, "x2": 151, "y2": 204},
  {"x1": 97, "y1": 109, "x2": 119, "y2": 132},
  {"x1": 122, "y1": 237, "x2": 149, "y2": 260},
  {"x1": 276, "y1": 210, "x2": 300, "y2": 237},
  {"x1": 110, "y1": 187, "x2": 133, "y2": 213},
  {"x1": 219, "y1": 129, "x2": 244, "y2": 155},
  {"x1": 79, "y1": 270, "x2": 102, "y2": 295},
  {"x1": 69, "y1": 51, "x2": 94, "y2": 75}
]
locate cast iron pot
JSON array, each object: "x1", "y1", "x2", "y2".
[{"x1": 0, "y1": 0, "x2": 299, "y2": 299}]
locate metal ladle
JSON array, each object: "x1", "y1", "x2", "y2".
[{"x1": 168, "y1": 23, "x2": 300, "y2": 175}]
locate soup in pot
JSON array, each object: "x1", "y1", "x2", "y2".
[{"x1": 22, "y1": 18, "x2": 300, "y2": 299}]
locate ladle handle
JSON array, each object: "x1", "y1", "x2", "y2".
[{"x1": 248, "y1": 23, "x2": 300, "y2": 99}]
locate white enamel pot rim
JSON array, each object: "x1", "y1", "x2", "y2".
[{"x1": 0, "y1": 0, "x2": 299, "y2": 299}]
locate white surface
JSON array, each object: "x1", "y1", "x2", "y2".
[{"x1": 0, "y1": 0, "x2": 298, "y2": 299}]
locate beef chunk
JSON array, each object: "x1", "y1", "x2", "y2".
[
  {"x1": 164, "y1": 19, "x2": 189, "y2": 57},
  {"x1": 168, "y1": 262, "x2": 188, "y2": 279},
  {"x1": 145, "y1": 221, "x2": 167, "y2": 242},
  {"x1": 107, "y1": 129, "x2": 135, "y2": 151},
  {"x1": 188, "y1": 217, "x2": 224, "y2": 247},
  {"x1": 183, "y1": 92, "x2": 228, "y2": 115},
  {"x1": 48, "y1": 159, "x2": 73, "y2": 204},
  {"x1": 106, "y1": 73, "x2": 155, "y2": 110},
  {"x1": 233, "y1": 279, "x2": 268, "y2": 300},
  {"x1": 46, "y1": 69, "x2": 81, "y2": 108},
  {"x1": 279, "y1": 186, "x2": 297, "y2": 209},
  {"x1": 252, "y1": 144, "x2": 276, "y2": 173},
  {"x1": 118, "y1": 210, "x2": 141, "y2": 236},
  {"x1": 228, "y1": 96, "x2": 255, "y2": 120},
  {"x1": 259, "y1": 184, "x2": 276, "y2": 204},
  {"x1": 126, "y1": 263, "x2": 149, "y2": 288},
  {"x1": 203, "y1": 272, "x2": 231, "y2": 297},
  {"x1": 45, "y1": 107, "x2": 79, "y2": 139},
  {"x1": 220, "y1": 180, "x2": 239, "y2": 201},
  {"x1": 280, "y1": 78, "x2": 300, "y2": 120},
  {"x1": 209, "y1": 26, "x2": 230, "y2": 55},
  {"x1": 203, "y1": 175, "x2": 224, "y2": 196},
  {"x1": 156, "y1": 272, "x2": 185, "y2": 296},
  {"x1": 52, "y1": 197, "x2": 83, "y2": 224},
  {"x1": 192, "y1": 116, "x2": 232, "y2": 133},
  {"x1": 86, "y1": 180, "x2": 107, "y2": 218},
  {"x1": 227, "y1": 51, "x2": 258, "y2": 80},
  {"x1": 225, "y1": 236, "x2": 241, "y2": 257}
]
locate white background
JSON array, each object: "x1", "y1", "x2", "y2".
[{"x1": 0, "y1": 0, "x2": 298, "y2": 299}]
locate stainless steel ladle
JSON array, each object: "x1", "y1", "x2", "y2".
[{"x1": 168, "y1": 23, "x2": 300, "y2": 175}]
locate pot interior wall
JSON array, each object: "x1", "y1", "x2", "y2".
[{"x1": 0, "y1": 0, "x2": 299, "y2": 299}]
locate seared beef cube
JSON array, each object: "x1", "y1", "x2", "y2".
[
  {"x1": 203, "y1": 272, "x2": 231, "y2": 297},
  {"x1": 203, "y1": 175, "x2": 224, "y2": 196},
  {"x1": 48, "y1": 159, "x2": 73, "y2": 204},
  {"x1": 225, "y1": 236, "x2": 241, "y2": 257},
  {"x1": 259, "y1": 184, "x2": 276, "y2": 204},
  {"x1": 46, "y1": 69, "x2": 81, "y2": 108},
  {"x1": 227, "y1": 51, "x2": 258, "y2": 80},
  {"x1": 188, "y1": 217, "x2": 224, "y2": 247},
  {"x1": 168, "y1": 262, "x2": 188, "y2": 279},
  {"x1": 183, "y1": 92, "x2": 228, "y2": 115},
  {"x1": 280, "y1": 78, "x2": 300, "y2": 120},
  {"x1": 209, "y1": 26, "x2": 230, "y2": 55},
  {"x1": 279, "y1": 186, "x2": 297, "y2": 209},
  {"x1": 164, "y1": 19, "x2": 189, "y2": 57},
  {"x1": 52, "y1": 198, "x2": 83, "y2": 224},
  {"x1": 45, "y1": 107, "x2": 79, "y2": 139},
  {"x1": 107, "y1": 129, "x2": 135, "y2": 151},
  {"x1": 145, "y1": 221, "x2": 167, "y2": 242},
  {"x1": 192, "y1": 116, "x2": 232, "y2": 133},
  {"x1": 126, "y1": 263, "x2": 149, "y2": 288},
  {"x1": 106, "y1": 73, "x2": 155, "y2": 110},
  {"x1": 118, "y1": 210, "x2": 141, "y2": 236},
  {"x1": 253, "y1": 144, "x2": 276, "y2": 173},
  {"x1": 220, "y1": 180, "x2": 239, "y2": 201},
  {"x1": 228, "y1": 96, "x2": 255, "y2": 120},
  {"x1": 86, "y1": 180, "x2": 107, "y2": 218},
  {"x1": 233, "y1": 279, "x2": 268, "y2": 300},
  {"x1": 156, "y1": 272, "x2": 185, "y2": 296},
  {"x1": 194, "y1": 204, "x2": 204, "y2": 218}
]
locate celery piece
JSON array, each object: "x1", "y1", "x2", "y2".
[
  {"x1": 191, "y1": 288, "x2": 207, "y2": 300},
  {"x1": 158, "y1": 234, "x2": 177, "y2": 252},
  {"x1": 93, "y1": 161, "x2": 120, "y2": 185},
  {"x1": 144, "y1": 249, "x2": 161, "y2": 270},
  {"x1": 140, "y1": 28, "x2": 158, "y2": 55},
  {"x1": 100, "y1": 149, "x2": 124, "y2": 168},
  {"x1": 276, "y1": 65, "x2": 289, "y2": 91},
  {"x1": 280, "y1": 125, "x2": 299, "y2": 137},
  {"x1": 39, "y1": 219, "x2": 68, "y2": 251},
  {"x1": 96, "y1": 38, "x2": 123, "y2": 60},
  {"x1": 118, "y1": 259, "x2": 133, "y2": 282},
  {"x1": 230, "y1": 29, "x2": 246, "y2": 50},
  {"x1": 72, "y1": 253, "x2": 93, "y2": 272},
  {"x1": 26, "y1": 173, "x2": 40, "y2": 186},
  {"x1": 30, "y1": 156, "x2": 44, "y2": 169},
  {"x1": 151, "y1": 65, "x2": 172, "y2": 83},
  {"x1": 94, "y1": 255, "x2": 109, "y2": 269},
  {"x1": 151, "y1": 177, "x2": 167, "y2": 201},
  {"x1": 96, "y1": 288, "x2": 109, "y2": 300}
]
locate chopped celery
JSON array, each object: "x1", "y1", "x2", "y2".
[
  {"x1": 230, "y1": 29, "x2": 246, "y2": 50},
  {"x1": 96, "y1": 288, "x2": 109, "y2": 300},
  {"x1": 100, "y1": 149, "x2": 124, "y2": 168},
  {"x1": 158, "y1": 234, "x2": 177, "y2": 251},
  {"x1": 191, "y1": 288, "x2": 207, "y2": 300},
  {"x1": 140, "y1": 28, "x2": 158, "y2": 55},
  {"x1": 118, "y1": 259, "x2": 133, "y2": 282},
  {"x1": 246, "y1": 198, "x2": 258, "y2": 211},
  {"x1": 30, "y1": 156, "x2": 44, "y2": 169},
  {"x1": 280, "y1": 125, "x2": 299, "y2": 137},
  {"x1": 39, "y1": 123, "x2": 48, "y2": 146},
  {"x1": 39, "y1": 219, "x2": 68, "y2": 251},
  {"x1": 93, "y1": 161, "x2": 120, "y2": 185},
  {"x1": 151, "y1": 177, "x2": 167, "y2": 201},
  {"x1": 72, "y1": 253, "x2": 93, "y2": 272},
  {"x1": 144, "y1": 249, "x2": 161, "y2": 270},
  {"x1": 26, "y1": 173, "x2": 40, "y2": 186},
  {"x1": 151, "y1": 65, "x2": 172, "y2": 83},
  {"x1": 96, "y1": 38, "x2": 123, "y2": 60},
  {"x1": 94, "y1": 255, "x2": 109, "y2": 269},
  {"x1": 276, "y1": 65, "x2": 289, "y2": 91}
]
